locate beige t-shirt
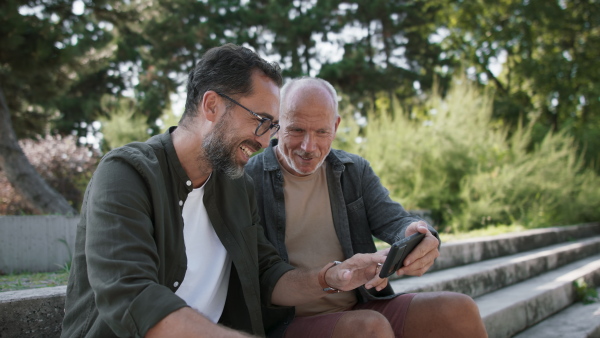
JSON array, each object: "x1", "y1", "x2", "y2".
[{"x1": 280, "y1": 158, "x2": 358, "y2": 316}]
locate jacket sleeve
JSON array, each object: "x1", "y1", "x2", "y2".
[
  {"x1": 85, "y1": 151, "x2": 187, "y2": 337},
  {"x1": 245, "y1": 175, "x2": 295, "y2": 307}
]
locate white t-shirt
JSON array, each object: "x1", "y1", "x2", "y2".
[{"x1": 175, "y1": 178, "x2": 231, "y2": 323}]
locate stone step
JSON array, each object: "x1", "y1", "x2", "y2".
[
  {"x1": 0, "y1": 285, "x2": 66, "y2": 337},
  {"x1": 476, "y1": 254, "x2": 600, "y2": 338},
  {"x1": 512, "y1": 287, "x2": 600, "y2": 338},
  {"x1": 2, "y1": 224, "x2": 599, "y2": 337},
  {"x1": 430, "y1": 222, "x2": 600, "y2": 272},
  {"x1": 389, "y1": 235, "x2": 600, "y2": 298}
]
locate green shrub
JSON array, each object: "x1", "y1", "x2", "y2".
[
  {"x1": 98, "y1": 96, "x2": 152, "y2": 151},
  {"x1": 334, "y1": 78, "x2": 600, "y2": 232}
]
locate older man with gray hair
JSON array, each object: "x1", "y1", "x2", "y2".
[{"x1": 246, "y1": 77, "x2": 488, "y2": 338}]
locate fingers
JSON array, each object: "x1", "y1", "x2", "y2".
[
  {"x1": 365, "y1": 263, "x2": 389, "y2": 291},
  {"x1": 328, "y1": 253, "x2": 387, "y2": 291},
  {"x1": 396, "y1": 221, "x2": 439, "y2": 277},
  {"x1": 404, "y1": 234, "x2": 439, "y2": 266},
  {"x1": 376, "y1": 247, "x2": 391, "y2": 256},
  {"x1": 343, "y1": 252, "x2": 387, "y2": 268},
  {"x1": 397, "y1": 240, "x2": 440, "y2": 277},
  {"x1": 404, "y1": 220, "x2": 429, "y2": 237}
]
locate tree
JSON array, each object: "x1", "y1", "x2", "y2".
[
  {"x1": 241, "y1": 0, "x2": 343, "y2": 77},
  {"x1": 0, "y1": 0, "x2": 131, "y2": 139},
  {"x1": 0, "y1": 88, "x2": 76, "y2": 214},
  {"x1": 440, "y1": 0, "x2": 600, "y2": 167},
  {"x1": 0, "y1": 0, "x2": 134, "y2": 214},
  {"x1": 318, "y1": 0, "x2": 449, "y2": 116}
]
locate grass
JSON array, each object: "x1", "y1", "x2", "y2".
[{"x1": 0, "y1": 270, "x2": 69, "y2": 292}]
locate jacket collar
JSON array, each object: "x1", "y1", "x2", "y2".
[{"x1": 158, "y1": 126, "x2": 196, "y2": 193}]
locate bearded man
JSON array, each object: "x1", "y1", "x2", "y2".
[{"x1": 61, "y1": 45, "x2": 390, "y2": 338}]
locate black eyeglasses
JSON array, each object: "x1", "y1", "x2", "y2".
[{"x1": 214, "y1": 91, "x2": 280, "y2": 137}]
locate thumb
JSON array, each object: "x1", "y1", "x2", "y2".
[{"x1": 341, "y1": 269, "x2": 352, "y2": 281}]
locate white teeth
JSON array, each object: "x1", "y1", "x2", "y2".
[{"x1": 240, "y1": 145, "x2": 252, "y2": 156}]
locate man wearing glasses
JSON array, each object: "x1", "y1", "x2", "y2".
[
  {"x1": 61, "y1": 45, "x2": 389, "y2": 337},
  {"x1": 246, "y1": 77, "x2": 488, "y2": 337}
]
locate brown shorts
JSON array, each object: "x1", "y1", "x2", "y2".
[{"x1": 283, "y1": 293, "x2": 417, "y2": 338}]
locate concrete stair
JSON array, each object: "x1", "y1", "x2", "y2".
[
  {"x1": 513, "y1": 287, "x2": 600, "y2": 338},
  {"x1": 2, "y1": 222, "x2": 599, "y2": 337},
  {"x1": 389, "y1": 222, "x2": 600, "y2": 338}
]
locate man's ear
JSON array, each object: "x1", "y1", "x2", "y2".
[
  {"x1": 201, "y1": 91, "x2": 219, "y2": 122},
  {"x1": 333, "y1": 115, "x2": 341, "y2": 133}
]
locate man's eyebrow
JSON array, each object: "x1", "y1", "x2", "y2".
[{"x1": 257, "y1": 112, "x2": 276, "y2": 121}]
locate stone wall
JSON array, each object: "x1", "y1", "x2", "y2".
[{"x1": 0, "y1": 216, "x2": 78, "y2": 274}]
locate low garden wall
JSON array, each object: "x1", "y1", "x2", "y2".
[{"x1": 0, "y1": 216, "x2": 78, "y2": 274}]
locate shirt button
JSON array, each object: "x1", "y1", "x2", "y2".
[
  {"x1": 179, "y1": 200, "x2": 183, "y2": 206},
  {"x1": 186, "y1": 180, "x2": 192, "y2": 186},
  {"x1": 173, "y1": 281, "x2": 179, "y2": 287}
]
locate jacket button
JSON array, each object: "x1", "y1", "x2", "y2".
[
  {"x1": 179, "y1": 200, "x2": 183, "y2": 206},
  {"x1": 174, "y1": 281, "x2": 179, "y2": 287}
]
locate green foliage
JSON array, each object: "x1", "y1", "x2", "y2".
[
  {"x1": 573, "y1": 278, "x2": 600, "y2": 304},
  {"x1": 335, "y1": 78, "x2": 600, "y2": 232},
  {"x1": 4, "y1": 0, "x2": 598, "y2": 173},
  {"x1": 459, "y1": 127, "x2": 600, "y2": 230},
  {"x1": 318, "y1": 0, "x2": 449, "y2": 115},
  {"x1": 98, "y1": 96, "x2": 152, "y2": 150},
  {"x1": 3, "y1": 0, "x2": 600, "y2": 218},
  {"x1": 1, "y1": 0, "x2": 131, "y2": 139},
  {"x1": 159, "y1": 108, "x2": 182, "y2": 134},
  {"x1": 440, "y1": 0, "x2": 600, "y2": 170}
]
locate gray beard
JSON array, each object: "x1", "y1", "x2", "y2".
[{"x1": 278, "y1": 145, "x2": 329, "y2": 176}]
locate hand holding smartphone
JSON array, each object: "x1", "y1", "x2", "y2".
[{"x1": 379, "y1": 232, "x2": 425, "y2": 278}]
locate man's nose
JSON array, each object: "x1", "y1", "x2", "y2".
[
  {"x1": 256, "y1": 131, "x2": 271, "y2": 149},
  {"x1": 301, "y1": 134, "x2": 316, "y2": 152}
]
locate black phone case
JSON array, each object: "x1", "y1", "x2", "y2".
[{"x1": 379, "y1": 232, "x2": 425, "y2": 278}]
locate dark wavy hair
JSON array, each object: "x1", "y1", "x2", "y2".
[{"x1": 180, "y1": 44, "x2": 282, "y2": 125}]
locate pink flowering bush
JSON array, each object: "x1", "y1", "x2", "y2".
[{"x1": 0, "y1": 135, "x2": 100, "y2": 215}]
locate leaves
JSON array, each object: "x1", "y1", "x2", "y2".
[
  {"x1": 573, "y1": 278, "x2": 600, "y2": 305},
  {"x1": 440, "y1": 0, "x2": 600, "y2": 167}
]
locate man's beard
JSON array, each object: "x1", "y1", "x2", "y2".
[
  {"x1": 280, "y1": 148, "x2": 329, "y2": 176},
  {"x1": 202, "y1": 113, "x2": 245, "y2": 179}
]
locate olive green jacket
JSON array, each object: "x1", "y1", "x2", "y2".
[{"x1": 61, "y1": 128, "x2": 294, "y2": 338}]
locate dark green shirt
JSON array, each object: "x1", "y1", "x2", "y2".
[{"x1": 61, "y1": 128, "x2": 294, "y2": 338}]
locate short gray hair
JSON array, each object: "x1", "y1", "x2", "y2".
[{"x1": 280, "y1": 77, "x2": 339, "y2": 115}]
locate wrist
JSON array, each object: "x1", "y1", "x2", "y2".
[{"x1": 318, "y1": 261, "x2": 343, "y2": 294}]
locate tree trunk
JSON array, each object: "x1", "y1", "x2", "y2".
[{"x1": 0, "y1": 87, "x2": 77, "y2": 215}]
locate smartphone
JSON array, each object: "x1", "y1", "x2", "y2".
[{"x1": 379, "y1": 232, "x2": 425, "y2": 278}]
